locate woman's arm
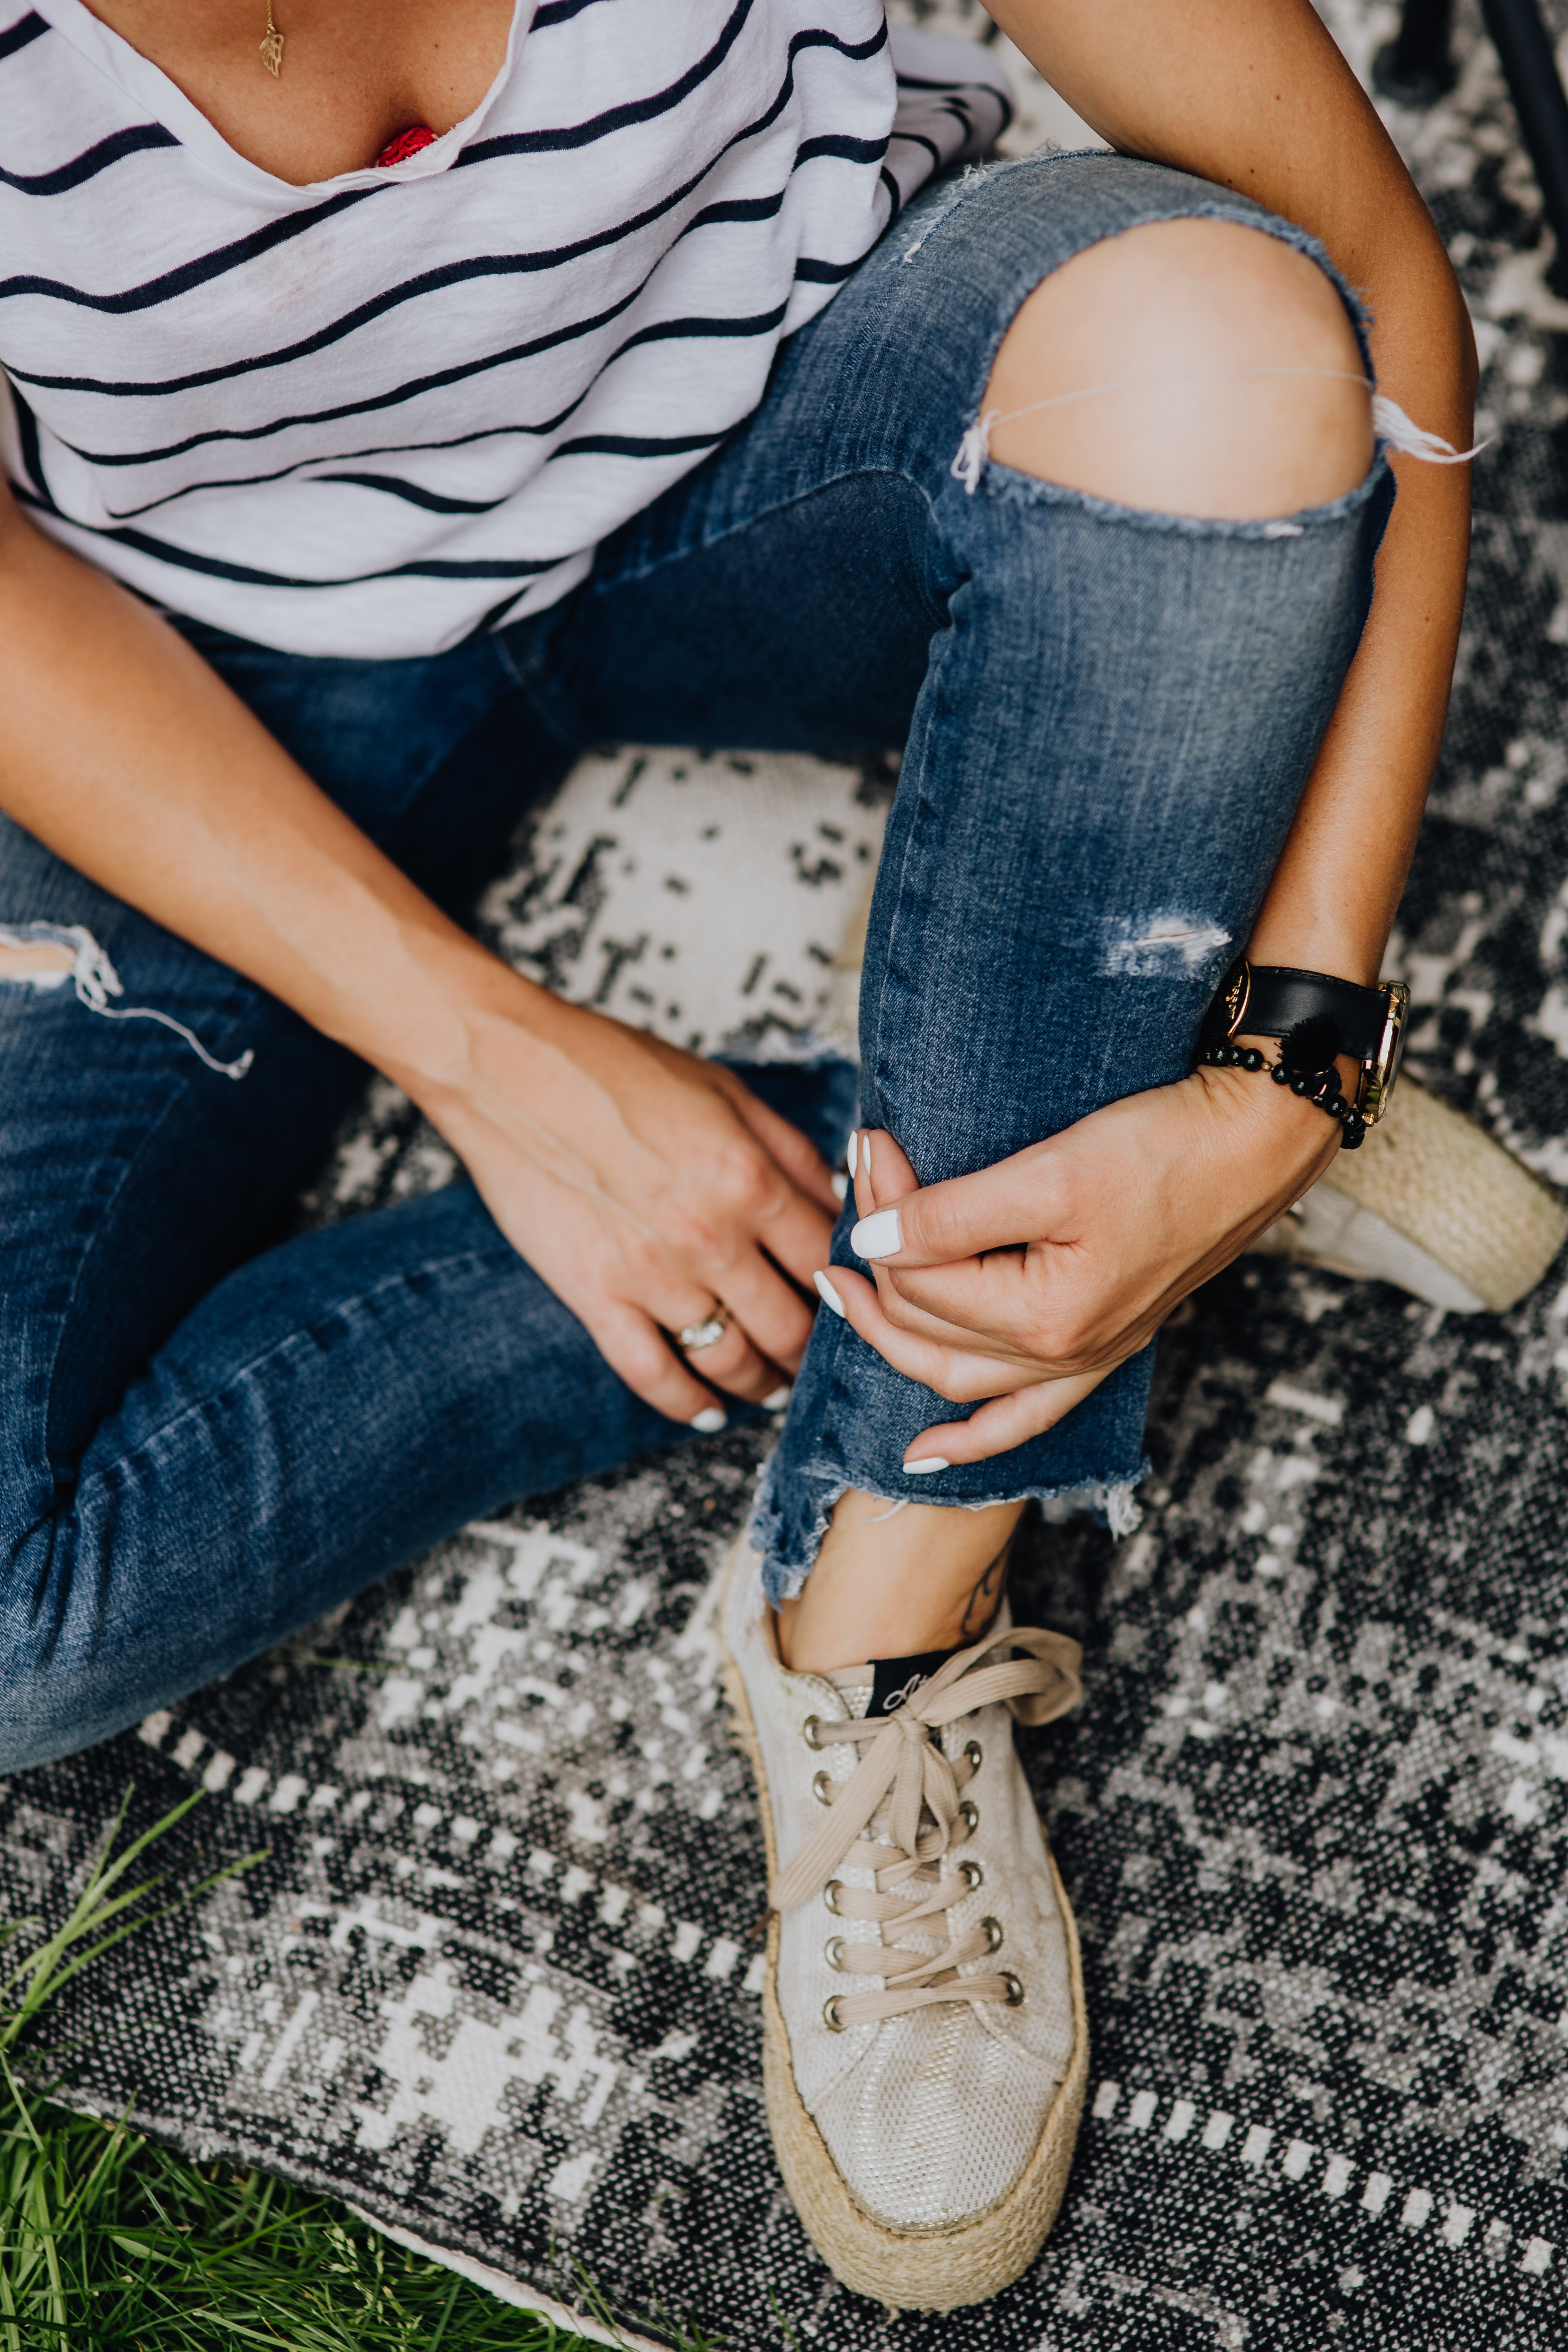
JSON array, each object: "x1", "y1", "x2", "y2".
[
  {"x1": 0, "y1": 484, "x2": 835, "y2": 1416},
  {"x1": 822, "y1": 0, "x2": 1476, "y2": 1462},
  {"x1": 992, "y1": 0, "x2": 1475, "y2": 985}
]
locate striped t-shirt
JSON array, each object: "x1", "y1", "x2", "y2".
[{"x1": 0, "y1": 2, "x2": 1010, "y2": 658}]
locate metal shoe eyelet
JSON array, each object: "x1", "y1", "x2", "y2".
[
  {"x1": 812, "y1": 1770, "x2": 834, "y2": 1807},
  {"x1": 982, "y1": 1915, "x2": 1003, "y2": 1952},
  {"x1": 958, "y1": 1799, "x2": 979, "y2": 1834},
  {"x1": 802, "y1": 1715, "x2": 823, "y2": 1749},
  {"x1": 824, "y1": 1936, "x2": 845, "y2": 1971},
  {"x1": 959, "y1": 1859, "x2": 984, "y2": 1890},
  {"x1": 1001, "y1": 1971, "x2": 1025, "y2": 2007},
  {"x1": 823, "y1": 1995, "x2": 847, "y2": 2032},
  {"x1": 963, "y1": 1739, "x2": 983, "y2": 1772},
  {"x1": 823, "y1": 1880, "x2": 843, "y2": 1914}
]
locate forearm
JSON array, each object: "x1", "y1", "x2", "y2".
[
  {"x1": 992, "y1": 0, "x2": 1476, "y2": 984},
  {"x1": 1246, "y1": 338, "x2": 1473, "y2": 983},
  {"x1": 0, "y1": 494, "x2": 566, "y2": 1110}
]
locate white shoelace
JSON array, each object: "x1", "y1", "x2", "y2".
[{"x1": 771, "y1": 1625, "x2": 1082, "y2": 2028}]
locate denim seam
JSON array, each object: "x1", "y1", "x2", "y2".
[{"x1": 558, "y1": 468, "x2": 946, "y2": 622}]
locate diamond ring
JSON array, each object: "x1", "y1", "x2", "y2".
[{"x1": 677, "y1": 1307, "x2": 730, "y2": 1353}]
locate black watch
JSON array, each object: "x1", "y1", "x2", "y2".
[{"x1": 1198, "y1": 958, "x2": 1410, "y2": 1126}]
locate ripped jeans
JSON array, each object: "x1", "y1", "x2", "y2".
[{"x1": 0, "y1": 153, "x2": 1390, "y2": 1769}]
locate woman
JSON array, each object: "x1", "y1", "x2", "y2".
[{"x1": 0, "y1": 0, "x2": 1473, "y2": 2311}]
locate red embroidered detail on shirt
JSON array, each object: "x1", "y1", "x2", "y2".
[{"x1": 375, "y1": 126, "x2": 438, "y2": 168}]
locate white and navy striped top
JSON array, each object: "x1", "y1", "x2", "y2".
[{"x1": 0, "y1": 2, "x2": 1009, "y2": 658}]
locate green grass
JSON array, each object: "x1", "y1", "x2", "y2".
[{"x1": 0, "y1": 1793, "x2": 716, "y2": 2352}]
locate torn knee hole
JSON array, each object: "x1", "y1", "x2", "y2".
[{"x1": 0, "y1": 937, "x2": 75, "y2": 986}]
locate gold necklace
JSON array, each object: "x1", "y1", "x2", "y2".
[{"x1": 259, "y1": 2, "x2": 284, "y2": 77}]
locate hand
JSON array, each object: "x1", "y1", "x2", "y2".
[
  {"x1": 412, "y1": 985, "x2": 839, "y2": 1425},
  {"x1": 821, "y1": 1060, "x2": 1346, "y2": 1466}
]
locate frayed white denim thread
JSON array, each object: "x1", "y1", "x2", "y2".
[
  {"x1": 0, "y1": 922, "x2": 254, "y2": 1079},
  {"x1": 950, "y1": 372, "x2": 1488, "y2": 496},
  {"x1": 1104, "y1": 915, "x2": 1233, "y2": 976},
  {"x1": 751, "y1": 1467, "x2": 1145, "y2": 1604}
]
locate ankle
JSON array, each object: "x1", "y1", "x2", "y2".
[{"x1": 775, "y1": 1492, "x2": 1024, "y2": 1674}]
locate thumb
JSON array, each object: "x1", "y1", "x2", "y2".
[
  {"x1": 850, "y1": 1126, "x2": 919, "y2": 1222},
  {"x1": 848, "y1": 1145, "x2": 1060, "y2": 1271}
]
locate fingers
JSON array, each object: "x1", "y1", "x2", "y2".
[
  {"x1": 674, "y1": 1309, "x2": 794, "y2": 1407},
  {"x1": 591, "y1": 1300, "x2": 744, "y2": 1431},
  {"x1": 720, "y1": 1073, "x2": 842, "y2": 1213},
  {"x1": 848, "y1": 1135, "x2": 1065, "y2": 1271},
  {"x1": 902, "y1": 1368, "x2": 1112, "y2": 1470},
  {"x1": 718, "y1": 1248, "x2": 817, "y2": 1373},
  {"x1": 811, "y1": 1264, "x2": 1042, "y2": 1403},
  {"x1": 850, "y1": 1127, "x2": 921, "y2": 1222}
]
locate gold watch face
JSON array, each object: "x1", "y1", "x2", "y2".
[{"x1": 1361, "y1": 981, "x2": 1409, "y2": 1125}]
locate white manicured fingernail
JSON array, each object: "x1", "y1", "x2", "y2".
[
  {"x1": 845, "y1": 1130, "x2": 859, "y2": 1176},
  {"x1": 850, "y1": 1208, "x2": 901, "y2": 1260},
  {"x1": 830, "y1": 1171, "x2": 848, "y2": 1200},
  {"x1": 861, "y1": 1132, "x2": 873, "y2": 1178},
  {"x1": 690, "y1": 1406, "x2": 727, "y2": 1434},
  {"x1": 813, "y1": 1270, "x2": 847, "y2": 1317},
  {"x1": 904, "y1": 1456, "x2": 950, "y2": 1476},
  {"x1": 762, "y1": 1384, "x2": 793, "y2": 1411}
]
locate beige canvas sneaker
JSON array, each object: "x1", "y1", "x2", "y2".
[{"x1": 720, "y1": 1540, "x2": 1089, "y2": 2311}]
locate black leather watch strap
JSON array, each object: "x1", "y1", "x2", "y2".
[{"x1": 1199, "y1": 959, "x2": 1386, "y2": 1063}]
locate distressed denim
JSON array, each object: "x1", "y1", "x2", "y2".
[{"x1": 0, "y1": 153, "x2": 1391, "y2": 1767}]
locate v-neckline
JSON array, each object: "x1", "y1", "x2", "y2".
[{"x1": 33, "y1": 0, "x2": 535, "y2": 205}]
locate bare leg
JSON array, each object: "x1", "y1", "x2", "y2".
[{"x1": 778, "y1": 220, "x2": 1372, "y2": 1676}]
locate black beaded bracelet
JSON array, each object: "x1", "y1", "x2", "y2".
[{"x1": 1198, "y1": 1042, "x2": 1367, "y2": 1150}]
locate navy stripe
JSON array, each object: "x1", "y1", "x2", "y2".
[
  {"x1": 11, "y1": 489, "x2": 562, "y2": 587},
  {"x1": 531, "y1": 0, "x2": 616, "y2": 23},
  {"x1": 314, "y1": 472, "x2": 505, "y2": 515},
  {"x1": 48, "y1": 280, "x2": 658, "y2": 465},
  {"x1": 679, "y1": 193, "x2": 785, "y2": 231},
  {"x1": 461, "y1": 15, "x2": 888, "y2": 165},
  {"x1": 0, "y1": 123, "x2": 181, "y2": 196},
  {"x1": 0, "y1": 184, "x2": 381, "y2": 315},
  {"x1": 0, "y1": 12, "x2": 46, "y2": 62},
  {"x1": 794, "y1": 255, "x2": 865, "y2": 284},
  {"x1": 549, "y1": 430, "x2": 727, "y2": 461},
  {"x1": 794, "y1": 134, "x2": 889, "y2": 167},
  {"x1": 890, "y1": 132, "x2": 942, "y2": 172},
  {"x1": 458, "y1": 0, "x2": 757, "y2": 162},
  {"x1": 3, "y1": 51, "x2": 882, "y2": 400},
  {"x1": 877, "y1": 164, "x2": 901, "y2": 219},
  {"x1": 5, "y1": 380, "x2": 56, "y2": 509},
  {"x1": 91, "y1": 407, "x2": 594, "y2": 517},
  {"x1": 0, "y1": 21, "x2": 889, "y2": 348}
]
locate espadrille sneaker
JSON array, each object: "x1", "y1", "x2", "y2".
[
  {"x1": 721, "y1": 1541, "x2": 1088, "y2": 2311},
  {"x1": 1249, "y1": 1073, "x2": 1568, "y2": 1313}
]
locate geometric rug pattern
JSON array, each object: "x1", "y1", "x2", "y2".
[{"x1": 7, "y1": 6, "x2": 1568, "y2": 2345}]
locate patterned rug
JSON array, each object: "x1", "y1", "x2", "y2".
[{"x1": 7, "y1": 6, "x2": 1568, "y2": 2346}]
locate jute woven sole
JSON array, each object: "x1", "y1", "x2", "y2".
[
  {"x1": 721, "y1": 1549, "x2": 1089, "y2": 2313},
  {"x1": 1253, "y1": 1074, "x2": 1568, "y2": 1314}
]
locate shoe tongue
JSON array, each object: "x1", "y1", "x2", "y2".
[{"x1": 824, "y1": 1646, "x2": 960, "y2": 1721}]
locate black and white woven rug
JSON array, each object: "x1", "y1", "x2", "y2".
[{"x1": 7, "y1": 7, "x2": 1568, "y2": 2345}]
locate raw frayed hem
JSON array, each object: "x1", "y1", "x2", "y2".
[
  {"x1": 0, "y1": 921, "x2": 254, "y2": 1079},
  {"x1": 748, "y1": 1458, "x2": 1149, "y2": 1607}
]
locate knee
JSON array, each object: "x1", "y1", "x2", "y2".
[{"x1": 983, "y1": 217, "x2": 1372, "y2": 520}]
